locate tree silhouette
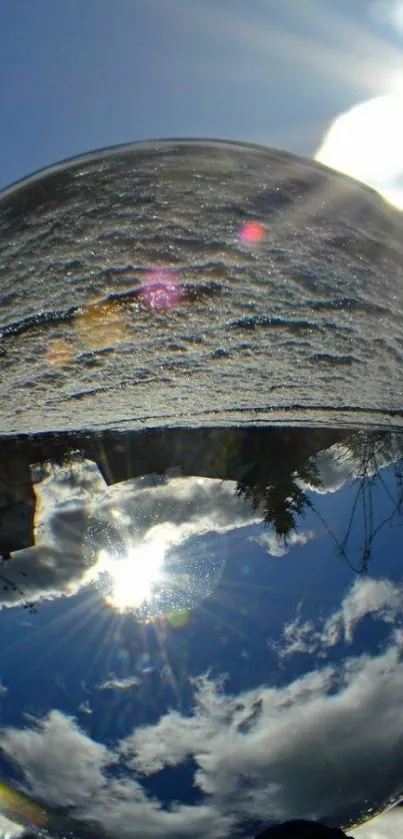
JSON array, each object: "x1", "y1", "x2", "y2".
[
  {"x1": 227, "y1": 427, "x2": 403, "y2": 571},
  {"x1": 311, "y1": 430, "x2": 403, "y2": 572},
  {"x1": 229, "y1": 428, "x2": 325, "y2": 540}
]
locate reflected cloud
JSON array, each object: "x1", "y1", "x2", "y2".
[
  {"x1": 0, "y1": 813, "x2": 24, "y2": 838},
  {"x1": 0, "y1": 460, "x2": 261, "y2": 615},
  {"x1": 97, "y1": 675, "x2": 141, "y2": 691},
  {"x1": 3, "y1": 622, "x2": 403, "y2": 835},
  {"x1": 278, "y1": 578, "x2": 403, "y2": 659},
  {"x1": 77, "y1": 701, "x2": 92, "y2": 715},
  {"x1": 0, "y1": 428, "x2": 403, "y2": 836},
  {"x1": 2, "y1": 427, "x2": 403, "y2": 613},
  {"x1": 252, "y1": 529, "x2": 315, "y2": 558}
]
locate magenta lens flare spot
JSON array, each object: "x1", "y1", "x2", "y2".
[
  {"x1": 140, "y1": 269, "x2": 182, "y2": 310},
  {"x1": 239, "y1": 220, "x2": 265, "y2": 245}
]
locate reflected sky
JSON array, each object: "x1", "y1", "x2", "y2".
[
  {"x1": 1, "y1": 427, "x2": 403, "y2": 837},
  {"x1": 2, "y1": 3, "x2": 403, "y2": 837}
]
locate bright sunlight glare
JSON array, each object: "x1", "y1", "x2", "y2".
[
  {"x1": 95, "y1": 540, "x2": 166, "y2": 612},
  {"x1": 315, "y1": 93, "x2": 403, "y2": 210}
]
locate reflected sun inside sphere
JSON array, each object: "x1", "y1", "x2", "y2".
[{"x1": 95, "y1": 540, "x2": 166, "y2": 612}]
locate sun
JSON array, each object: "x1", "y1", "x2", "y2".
[
  {"x1": 315, "y1": 93, "x2": 403, "y2": 211},
  {"x1": 95, "y1": 540, "x2": 165, "y2": 612}
]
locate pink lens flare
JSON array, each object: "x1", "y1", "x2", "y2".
[
  {"x1": 239, "y1": 220, "x2": 265, "y2": 245},
  {"x1": 140, "y1": 269, "x2": 182, "y2": 310}
]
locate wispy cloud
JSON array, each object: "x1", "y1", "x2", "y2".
[
  {"x1": 97, "y1": 676, "x2": 141, "y2": 692},
  {"x1": 252, "y1": 529, "x2": 315, "y2": 557},
  {"x1": 277, "y1": 577, "x2": 403, "y2": 660},
  {"x1": 78, "y1": 701, "x2": 92, "y2": 715}
]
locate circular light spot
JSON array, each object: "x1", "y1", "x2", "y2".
[
  {"x1": 239, "y1": 220, "x2": 265, "y2": 245},
  {"x1": 140, "y1": 269, "x2": 182, "y2": 310},
  {"x1": 85, "y1": 516, "x2": 225, "y2": 622}
]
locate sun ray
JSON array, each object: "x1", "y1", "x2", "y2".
[
  {"x1": 10, "y1": 595, "x2": 103, "y2": 688},
  {"x1": 70, "y1": 606, "x2": 122, "y2": 687},
  {"x1": 0, "y1": 592, "x2": 99, "y2": 664},
  {"x1": 152, "y1": 621, "x2": 181, "y2": 701}
]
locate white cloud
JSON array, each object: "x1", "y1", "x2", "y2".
[
  {"x1": 0, "y1": 710, "x2": 232, "y2": 839},
  {"x1": 353, "y1": 807, "x2": 403, "y2": 838},
  {"x1": 78, "y1": 701, "x2": 92, "y2": 715},
  {"x1": 275, "y1": 604, "x2": 318, "y2": 658},
  {"x1": 97, "y1": 675, "x2": 141, "y2": 691},
  {"x1": 4, "y1": 631, "x2": 403, "y2": 835},
  {"x1": 277, "y1": 577, "x2": 403, "y2": 659},
  {"x1": 121, "y1": 644, "x2": 403, "y2": 827},
  {"x1": 321, "y1": 578, "x2": 403, "y2": 647},
  {"x1": 0, "y1": 711, "x2": 114, "y2": 809},
  {"x1": 253, "y1": 529, "x2": 315, "y2": 557},
  {"x1": 1, "y1": 462, "x2": 261, "y2": 611},
  {"x1": 311, "y1": 445, "x2": 358, "y2": 494},
  {"x1": 0, "y1": 814, "x2": 24, "y2": 838},
  {"x1": 0, "y1": 678, "x2": 8, "y2": 696}
]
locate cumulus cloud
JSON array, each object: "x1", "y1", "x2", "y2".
[
  {"x1": 123, "y1": 643, "x2": 403, "y2": 827},
  {"x1": 0, "y1": 710, "x2": 232, "y2": 839},
  {"x1": 0, "y1": 678, "x2": 8, "y2": 696},
  {"x1": 252, "y1": 529, "x2": 315, "y2": 557},
  {"x1": 312, "y1": 445, "x2": 358, "y2": 494},
  {"x1": 321, "y1": 578, "x2": 403, "y2": 647},
  {"x1": 1, "y1": 460, "x2": 261, "y2": 610},
  {"x1": 0, "y1": 710, "x2": 114, "y2": 809},
  {"x1": 3, "y1": 623, "x2": 403, "y2": 836}
]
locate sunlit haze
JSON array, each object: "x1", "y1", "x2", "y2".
[{"x1": 315, "y1": 92, "x2": 403, "y2": 210}]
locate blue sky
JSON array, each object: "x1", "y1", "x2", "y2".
[
  {"x1": 1, "y1": 456, "x2": 403, "y2": 835},
  {"x1": 1, "y1": 0, "x2": 403, "y2": 192}
]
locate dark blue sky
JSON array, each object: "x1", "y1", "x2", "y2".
[{"x1": 0, "y1": 466, "x2": 400, "y2": 735}]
